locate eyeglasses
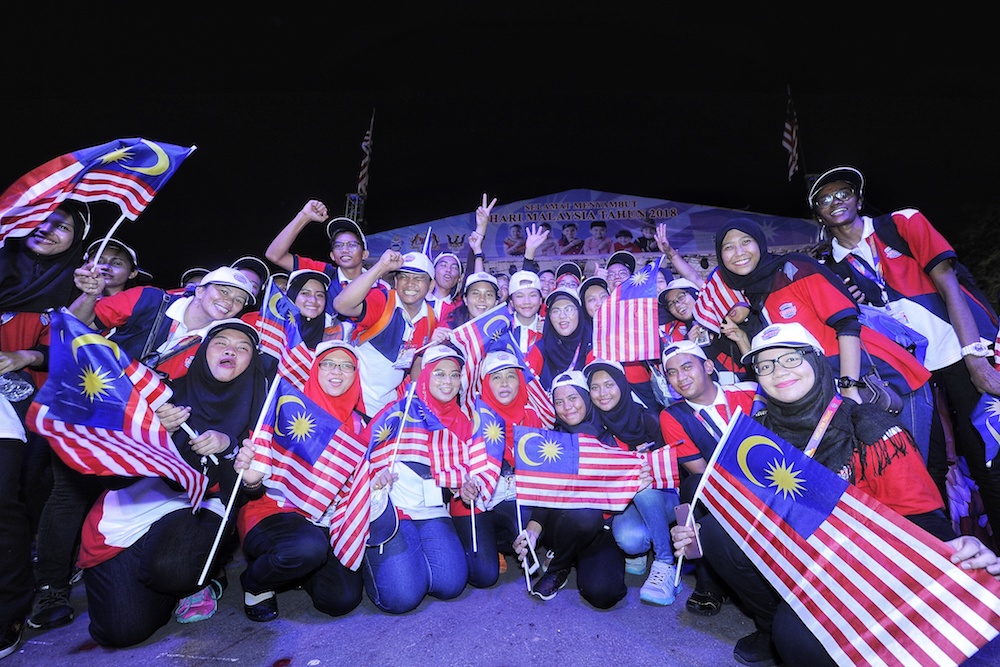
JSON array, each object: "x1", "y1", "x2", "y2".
[
  {"x1": 333, "y1": 241, "x2": 362, "y2": 251},
  {"x1": 549, "y1": 305, "x2": 578, "y2": 317},
  {"x1": 319, "y1": 360, "x2": 357, "y2": 373},
  {"x1": 812, "y1": 187, "x2": 855, "y2": 209},
  {"x1": 608, "y1": 270, "x2": 631, "y2": 281},
  {"x1": 752, "y1": 350, "x2": 811, "y2": 376},
  {"x1": 665, "y1": 295, "x2": 691, "y2": 309},
  {"x1": 431, "y1": 370, "x2": 462, "y2": 382}
]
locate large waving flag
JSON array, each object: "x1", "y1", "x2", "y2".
[
  {"x1": 26, "y1": 308, "x2": 207, "y2": 507},
  {"x1": 256, "y1": 276, "x2": 314, "y2": 389},
  {"x1": 0, "y1": 138, "x2": 196, "y2": 246},
  {"x1": 250, "y1": 378, "x2": 367, "y2": 521},
  {"x1": 367, "y1": 394, "x2": 468, "y2": 489},
  {"x1": 593, "y1": 256, "x2": 662, "y2": 362},
  {"x1": 513, "y1": 426, "x2": 642, "y2": 512},
  {"x1": 450, "y1": 303, "x2": 514, "y2": 402},
  {"x1": 465, "y1": 398, "x2": 508, "y2": 499},
  {"x1": 702, "y1": 412, "x2": 1000, "y2": 667}
]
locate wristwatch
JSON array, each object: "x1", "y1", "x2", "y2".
[
  {"x1": 961, "y1": 341, "x2": 992, "y2": 358},
  {"x1": 836, "y1": 376, "x2": 861, "y2": 389}
]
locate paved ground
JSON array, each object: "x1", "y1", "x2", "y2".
[{"x1": 6, "y1": 551, "x2": 1000, "y2": 667}]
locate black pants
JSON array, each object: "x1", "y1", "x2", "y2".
[
  {"x1": 539, "y1": 507, "x2": 627, "y2": 609},
  {"x1": 0, "y1": 438, "x2": 34, "y2": 626}
]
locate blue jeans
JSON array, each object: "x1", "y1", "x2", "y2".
[
  {"x1": 363, "y1": 516, "x2": 468, "y2": 614},
  {"x1": 898, "y1": 381, "x2": 933, "y2": 464},
  {"x1": 612, "y1": 487, "x2": 679, "y2": 563}
]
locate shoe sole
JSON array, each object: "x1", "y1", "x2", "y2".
[{"x1": 25, "y1": 613, "x2": 74, "y2": 630}]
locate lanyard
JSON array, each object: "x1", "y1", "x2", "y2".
[
  {"x1": 804, "y1": 395, "x2": 843, "y2": 458},
  {"x1": 692, "y1": 399, "x2": 732, "y2": 440}
]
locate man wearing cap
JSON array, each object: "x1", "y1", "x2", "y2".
[
  {"x1": 333, "y1": 248, "x2": 437, "y2": 416},
  {"x1": 508, "y1": 270, "x2": 544, "y2": 353},
  {"x1": 428, "y1": 252, "x2": 463, "y2": 321},
  {"x1": 811, "y1": 165, "x2": 1000, "y2": 533},
  {"x1": 84, "y1": 238, "x2": 150, "y2": 297},
  {"x1": 582, "y1": 221, "x2": 613, "y2": 256},
  {"x1": 606, "y1": 251, "x2": 636, "y2": 292},
  {"x1": 178, "y1": 267, "x2": 209, "y2": 294},
  {"x1": 230, "y1": 256, "x2": 271, "y2": 304},
  {"x1": 70, "y1": 266, "x2": 255, "y2": 380},
  {"x1": 657, "y1": 339, "x2": 761, "y2": 615}
]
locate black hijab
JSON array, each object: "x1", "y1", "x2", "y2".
[
  {"x1": 171, "y1": 321, "x2": 269, "y2": 493},
  {"x1": 552, "y1": 381, "x2": 615, "y2": 448},
  {"x1": 587, "y1": 361, "x2": 663, "y2": 450},
  {"x1": 0, "y1": 202, "x2": 89, "y2": 313},
  {"x1": 287, "y1": 271, "x2": 328, "y2": 350},
  {"x1": 713, "y1": 218, "x2": 791, "y2": 298},
  {"x1": 536, "y1": 291, "x2": 593, "y2": 389}
]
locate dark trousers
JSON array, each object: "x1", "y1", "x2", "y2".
[
  {"x1": 452, "y1": 498, "x2": 528, "y2": 588},
  {"x1": 84, "y1": 507, "x2": 223, "y2": 648},
  {"x1": 540, "y1": 508, "x2": 626, "y2": 609},
  {"x1": 0, "y1": 438, "x2": 34, "y2": 625},
  {"x1": 34, "y1": 452, "x2": 103, "y2": 587},
  {"x1": 241, "y1": 511, "x2": 362, "y2": 617}
]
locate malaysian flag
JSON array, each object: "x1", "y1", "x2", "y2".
[
  {"x1": 593, "y1": 256, "x2": 662, "y2": 362},
  {"x1": 465, "y1": 398, "x2": 508, "y2": 498},
  {"x1": 358, "y1": 110, "x2": 374, "y2": 197},
  {"x1": 0, "y1": 138, "x2": 196, "y2": 246},
  {"x1": 367, "y1": 394, "x2": 468, "y2": 489},
  {"x1": 971, "y1": 394, "x2": 1000, "y2": 467},
  {"x1": 26, "y1": 308, "x2": 207, "y2": 507},
  {"x1": 702, "y1": 412, "x2": 1000, "y2": 667},
  {"x1": 782, "y1": 91, "x2": 801, "y2": 181},
  {"x1": 513, "y1": 426, "x2": 642, "y2": 512},
  {"x1": 250, "y1": 378, "x2": 368, "y2": 521},
  {"x1": 641, "y1": 443, "x2": 680, "y2": 490},
  {"x1": 256, "y1": 276, "x2": 313, "y2": 389},
  {"x1": 692, "y1": 268, "x2": 748, "y2": 334},
  {"x1": 450, "y1": 303, "x2": 514, "y2": 401}
]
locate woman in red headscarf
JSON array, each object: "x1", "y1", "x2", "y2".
[
  {"x1": 452, "y1": 350, "x2": 544, "y2": 588},
  {"x1": 361, "y1": 343, "x2": 472, "y2": 613},
  {"x1": 234, "y1": 340, "x2": 368, "y2": 623}
]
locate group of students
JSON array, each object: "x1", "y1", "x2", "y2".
[{"x1": 3, "y1": 165, "x2": 1000, "y2": 666}]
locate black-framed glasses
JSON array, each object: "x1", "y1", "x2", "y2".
[
  {"x1": 752, "y1": 350, "x2": 812, "y2": 376},
  {"x1": 813, "y1": 187, "x2": 855, "y2": 209}
]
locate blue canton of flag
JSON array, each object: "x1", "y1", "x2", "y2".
[
  {"x1": 466, "y1": 398, "x2": 508, "y2": 498},
  {"x1": 971, "y1": 393, "x2": 1000, "y2": 467},
  {"x1": 256, "y1": 276, "x2": 312, "y2": 389}
]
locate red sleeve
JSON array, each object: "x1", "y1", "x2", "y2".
[
  {"x1": 891, "y1": 209, "x2": 957, "y2": 275},
  {"x1": 293, "y1": 254, "x2": 334, "y2": 274},
  {"x1": 93, "y1": 286, "x2": 145, "y2": 330},
  {"x1": 352, "y1": 286, "x2": 389, "y2": 332},
  {"x1": 853, "y1": 430, "x2": 943, "y2": 516},
  {"x1": 659, "y1": 410, "x2": 701, "y2": 463}
]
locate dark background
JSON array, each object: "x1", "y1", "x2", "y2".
[{"x1": 4, "y1": 6, "x2": 998, "y2": 285}]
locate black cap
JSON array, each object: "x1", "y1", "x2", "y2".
[{"x1": 607, "y1": 251, "x2": 636, "y2": 273}]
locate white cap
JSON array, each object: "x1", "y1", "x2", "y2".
[
  {"x1": 741, "y1": 322, "x2": 826, "y2": 365},
  {"x1": 399, "y1": 252, "x2": 434, "y2": 277},
  {"x1": 550, "y1": 369, "x2": 588, "y2": 395},
  {"x1": 664, "y1": 278, "x2": 701, "y2": 294},
  {"x1": 86, "y1": 237, "x2": 151, "y2": 279},
  {"x1": 287, "y1": 268, "x2": 332, "y2": 291},
  {"x1": 464, "y1": 271, "x2": 499, "y2": 292},
  {"x1": 509, "y1": 270, "x2": 542, "y2": 296},
  {"x1": 315, "y1": 339, "x2": 359, "y2": 359},
  {"x1": 807, "y1": 166, "x2": 865, "y2": 208},
  {"x1": 326, "y1": 217, "x2": 367, "y2": 249},
  {"x1": 199, "y1": 267, "x2": 257, "y2": 306},
  {"x1": 481, "y1": 350, "x2": 524, "y2": 377},
  {"x1": 661, "y1": 339, "x2": 708, "y2": 365},
  {"x1": 422, "y1": 344, "x2": 465, "y2": 367},
  {"x1": 582, "y1": 358, "x2": 625, "y2": 380},
  {"x1": 231, "y1": 255, "x2": 271, "y2": 285}
]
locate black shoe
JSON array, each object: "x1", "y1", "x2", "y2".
[
  {"x1": 531, "y1": 568, "x2": 570, "y2": 601},
  {"x1": 734, "y1": 630, "x2": 779, "y2": 667},
  {"x1": 685, "y1": 590, "x2": 727, "y2": 617},
  {"x1": 26, "y1": 585, "x2": 74, "y2": 630},
  {"x1": 0, "y1": 620, "x2": 23, "y2": 660},
  {"x1": 244, "y1": 592, "x2": 279, "y2": 622}
]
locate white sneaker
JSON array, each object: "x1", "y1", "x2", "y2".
[
  {"x1": 640, "y1": 560, "x2": 679, "y2": 606},
  {"x1": 625, "y1": 554, "x2": 647, "y2": 576}
]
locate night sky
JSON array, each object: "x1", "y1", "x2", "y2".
[{"x1": 4, "y1": 7, "x2": 997, "y2": 284}]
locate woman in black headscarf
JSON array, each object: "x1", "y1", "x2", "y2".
[
  {"x1": 513, "y1": 370, "x2": 632, "y2": 608},
  {"x1": 79, "y1": 319, "x2": 267, "y2": 647},
  {"x1": 285, "y1": 269, "x2": 331, "y2": 351},
  {"x1": 584, "y1": 358, "x2": 680, "y2": 607},
  {"x1": 525, "y1": 288, "x2": 594, "y2": 390},
  {"x1": 672, "y1": 321, "x2": 998, "y2": 667},
  {"x1": 0, "y1": 202, "x2": 89, "y2": 644}
]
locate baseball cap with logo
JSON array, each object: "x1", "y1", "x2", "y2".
[
  {"x1": 481, "y1": 350, "x2": 525, "y2": 377},
  {"x1": 398, "y1": 252, "x2": 434, "y2": 277},
  {"x1": 199, "y1": 266, "x2": 257, "y2": 306},
  {"x1": 741, "y1": 322, "x2": 825, "y2": 365}
]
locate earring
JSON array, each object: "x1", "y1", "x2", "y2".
[{"x1": 818, "y1": 226, "x2": 827, "y2": 242}]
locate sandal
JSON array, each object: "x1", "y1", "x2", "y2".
[{"x1": 685, "y1": 590, "x2": 727, "y2": 616}]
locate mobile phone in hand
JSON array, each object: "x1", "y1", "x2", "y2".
[{"x1": 674, "y1": 503, "x2": 703, "y2": 559}]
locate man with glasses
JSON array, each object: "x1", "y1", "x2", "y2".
[
  {"x1": 333, "y1": 250, "x2": 437, "y2": 416},
  {"x1": 70, "y1": 266, "x2": 255, "y2": 381},
  {"x1": 812, "y1": 165, "x2": 1000, "y2": 545}
]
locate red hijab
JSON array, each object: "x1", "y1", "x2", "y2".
[
  {"x1": 417, "y1": 357, "x2": 472, "y2": 441},
  {"x1": 303, "y1": 345, "x2": 365, "y2": 431}
]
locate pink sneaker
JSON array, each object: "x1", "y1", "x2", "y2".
[{"x1": 175, "y1": 581, "x2": 222, "y2": 624}]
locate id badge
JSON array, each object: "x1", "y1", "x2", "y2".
[
  {"x1": 422, "y1": 478, "x2": 444, "y2": 507},
  {"x1": 392, "y1": 347, "x2": 416, "y2": 370}
]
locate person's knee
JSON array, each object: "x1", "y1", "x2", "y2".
[
  {"x1": 579, "y1": 578, "x2": 626, "y2": 610},
  {"x1": 89, "y1": 617, "x2": 159, "y2": 649},
  {"x1": 312, "y1": 586, "x2": 363, "y2": 617}
]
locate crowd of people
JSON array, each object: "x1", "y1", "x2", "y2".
[{"x1": 3, "y1": 165, "x2": 1000, "y2": 665}]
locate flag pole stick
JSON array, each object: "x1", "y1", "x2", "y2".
[
  {"x1": 86, "y1": 212, "x2": 128, "y2": 276},
  {"x1": 515, "y1": 497, "x2": 533, "y2": 593},
  {"x1": 198, "y1": 378, "x2": 283, "y2": 586},
  {"x1": 673, "y1": 407, "x2": 744, "y2": 588}
]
